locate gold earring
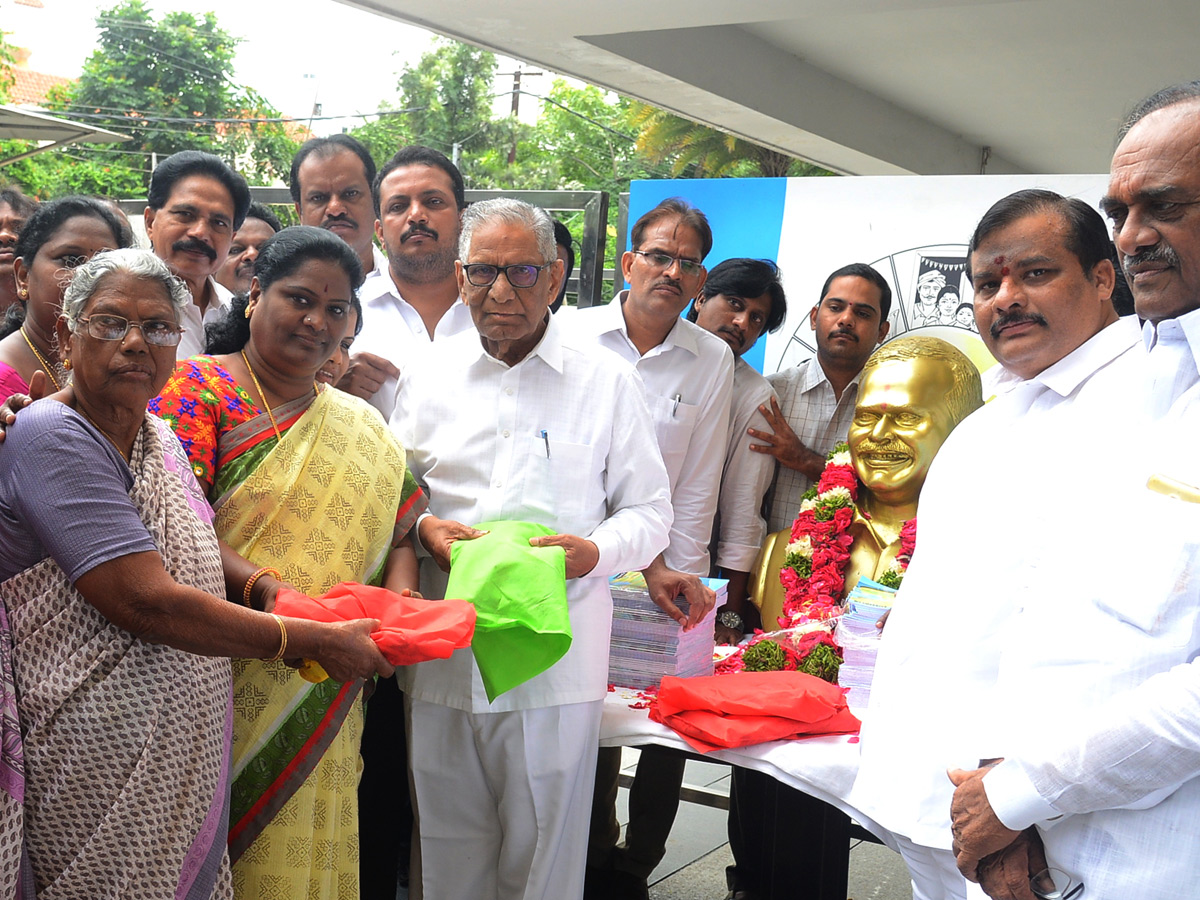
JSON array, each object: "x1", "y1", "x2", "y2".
[
  {"x1": 18, "y1": 288, "x2": 27, "y2": 299},
  {"x1": 63, "y1": 359, "x2": 72, "y2": 370},
  {"x1": 244, "y1": 305, "x2": 252, "y2": 319}
]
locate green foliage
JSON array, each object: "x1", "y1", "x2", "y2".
[
  {"x1": 9, "y1": 0, "x2": 297, "y2": 194},
  {"x1": 877, "y1": 569, "x2": 902, "y2": 590},
  {"x1": 352, "y1": 38, "x2": 499, "y2": 185},
  {"x1": 627, "y1": 101, "x2": 833, "y2": 179},
  {"x1": 0, "y1": 30, "x2": 15, "y2": 101}
]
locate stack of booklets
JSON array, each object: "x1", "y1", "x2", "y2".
[
  {"x1": 607, "y1": 572, "x2": 723, "y2": 689},
  {"x1": 835, "y1": 577, "x2": 895, "y2": 709}
]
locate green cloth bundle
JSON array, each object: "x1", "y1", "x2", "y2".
[{"x1": 445, "y1": 520, "x2": 572, "y2": 701}]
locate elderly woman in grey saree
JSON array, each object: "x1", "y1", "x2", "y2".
[{"x1": 0, "y1": 249, "x2": 390, "y2": 898}]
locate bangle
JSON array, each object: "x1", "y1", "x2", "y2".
[
  {"x1": 242, "y1": 567, "x2": 281, "y2": 608},
  {"x1": 262, "y1": 614, "x2": 288, "y2": 662}
]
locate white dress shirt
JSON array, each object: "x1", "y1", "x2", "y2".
[
  {"x1": 569, "y1": 293, "x2": 733, "y2": 576},
  {"x1": 764, "y1": 358, "x2": 862, "y2": 533},
  {"x1": 851, "y1": 312, "x2": 1200, "y2": 900},
  {"x1": 176, "y1": 277, "x2": 231, "y2": 359},
  {"x1": 354, "y1": 267, "x2": 475, "y2": 419},
  {"x1": 391, "y1": 315, "x2": 673, "y2": 714},
  {"x1": 716, "y1": 357, "x2": 777, "y2": 572}
]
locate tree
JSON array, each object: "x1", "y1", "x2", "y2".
[
  {"x1": 627, "y1": 102, "x2": 832, "y2": 179},
  {"x1": 8, "y1": 0, "x2": 296, "y2": 193},
  {"x1": 353, "y1": 39, "x2": 499, "y2": 184}
]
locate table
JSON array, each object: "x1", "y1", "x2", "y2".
[{"x1": 599, "y1": 688, "x2": 898, "y2": 900}]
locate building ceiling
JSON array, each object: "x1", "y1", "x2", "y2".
[{"x1": 337, "y1": 0, "x2": 1198, "y2": 175}]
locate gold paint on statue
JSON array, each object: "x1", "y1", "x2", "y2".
[{"x1": 751, "y1": 336, "x2": 982, "y2": 627}]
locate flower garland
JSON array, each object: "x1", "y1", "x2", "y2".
[{"x1": 779, "y1": 443, "x2": 916, "y2": 628}]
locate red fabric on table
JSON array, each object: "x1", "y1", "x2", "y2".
[
  {"x1": 272, "y1": 583, "x2": 475, "y2": 666},
  {"x1": 648, "y1": 670, "x2": 861, "y2": 754}
]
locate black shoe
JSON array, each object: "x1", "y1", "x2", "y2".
[{"x1": 607, "y1": 868, "x2": 650, "y2": 900}]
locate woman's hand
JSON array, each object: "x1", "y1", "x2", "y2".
[{"x1": 303, "y1": 618, "x2": 394, "y2": 682}]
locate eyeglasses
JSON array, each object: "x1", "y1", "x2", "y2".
[
  {"x1": 76, "y1": 314, "x2": 184, "y2": 347},
  {"x1": 631, "y1": 249, "x2": 704, "y2": 277},
  {"x1": 1031, "y1": 868, "x2": 1084, "y2": 900},
  {"x1": 462, "y1": 263, "x2": 550, "y2": 288}
]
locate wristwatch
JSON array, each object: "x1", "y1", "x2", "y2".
[{"x1": 716, "y1": 607, "x2": 745, "y2": 632}]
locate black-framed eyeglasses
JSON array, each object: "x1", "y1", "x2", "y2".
[
  {"x1": 631, "y1": 249, "x2": 704, "y2": 277},
  {"x1": 1031, "y1": 867, "x2": 1084, "y2": 900},
  {"x1": 76, "y1": 314, "x2": 184, "y2": 347},
  {"x1": 463, "y1": 263, "x2": 550, "y2": 288}
]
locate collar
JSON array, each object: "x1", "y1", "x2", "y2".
[
  {"x1": 990, "y1": 315, "x2": 1141, "y2": 398},
  {"x1": 602, "y1": 290, "x2": 702, "y2": 357},
  {"x1": 204, "y1": 276, "x2": 231, "y2": 312},
  {"x1": 1141, "y1": 304, "x2": 1200, "y2": 371},
  {"x1": 472, "y1": 311, "x2": 564, "y2": 373},
  {"x1": 370, "y1": 244, "x2": 388, "y2": 279},
  {"x1": 798, "y1": 355, "x2": 860, "y2": 396}
]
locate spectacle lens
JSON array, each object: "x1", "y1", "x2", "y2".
[
  {"x1": 79, "y1": 314, "x2": 183, "y2": 347},
  {"x1": 1031, "y1": 868, "x2": 1084, "y2": 900},
  {"x1": 463, "y1": 263, "x2": 547, "y2": 288},
  {"x1": 633, "y1": 250, "x2": 703, "y2": 277}
]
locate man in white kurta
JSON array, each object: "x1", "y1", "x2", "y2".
[
  {"x1": 391, "y1": 198, "x2": 673, "y2": 900},
  {"x1": 346, "y1": 147, "x2": 476, "y2": 419}
]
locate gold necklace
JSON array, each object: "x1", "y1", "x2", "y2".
[
  {"x1": 75, "y1": 402, "x2": 129, "y2": 462},
  {"x1": 20, "y1": 327, "x2": 62, "y2": 390},
  {"x1": 241, "y1": 349, "x2": 282, "y2": 443}
]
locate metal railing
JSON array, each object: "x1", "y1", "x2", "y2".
[{"x1": 121, "y1": 186, "x2": 613, "y2": 308}]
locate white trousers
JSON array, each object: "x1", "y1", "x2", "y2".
[
  {"x1": 892, "y1": 834, "x2": 988, "y2": 900},
  {"x1": 407, "y1": 697, "x2": 603, "y2": 900}
]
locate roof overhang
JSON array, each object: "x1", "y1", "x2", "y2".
[
  {"x1": 0, "y1": 104, "x2": 131, "y2": 167},
  {"x1": 336, "y1": 0, "x2": 1199, "y2": 176}
]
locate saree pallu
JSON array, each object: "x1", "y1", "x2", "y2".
[
  {"x1": 0, "y1": 415, "x2": 234, "y2": 899},
  {"x1": 212, "y1": 387, "x2": 418, "y2": 900}
]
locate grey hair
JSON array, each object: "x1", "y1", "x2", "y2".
[
  {"x1": 459, "y1": 198, "x2": 556, "y2": 264},
  {"x1": 1117, "y1": 81, "x2": 1200, "y2": 144},
  {"x1": 62, "y1": 248, "x2": 191, "y2": 328}
]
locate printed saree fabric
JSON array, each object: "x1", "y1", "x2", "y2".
[
  {"x1": 157, "y1": 365, "x2": 422, "y2": 900},
  {"x1": 0, "y1": 414, "x2": 234, "y2": 899}
]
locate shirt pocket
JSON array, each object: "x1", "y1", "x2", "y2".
[
  {"x1": 1090, "y1": 486, "x2": 1200, "y2": 639},
  {"x1": 646, "y1": 392, "x2": 699, "y2": 490},
  {"x1": 521, "y1": 433, "x2": 600, "y2": 527}
]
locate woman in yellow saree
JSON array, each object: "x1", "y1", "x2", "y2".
[{"x1": 151, "y1": 226, "x2": 424, "y2": 900}]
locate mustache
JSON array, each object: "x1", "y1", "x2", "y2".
[
  {"x1": 990, "y1": 310, "x2": 1048, "y2": 339},
  {"x1": 321, "y1": 214, "x2": 357, "y2": 230},
  {"x1": 859, "y1": 440, "x2": 910, "y2": 456},
  {"x1": 172, "y1": 238, "x2": 216, "y2": 262},
  {"x1": 718, "y1": 325, "x2": 745, "y2": 345},
  {"x1": 401, "y1": 223, "x2": 438, "y2": 243},
  {"x1": 1123, "y1": 243, "x2": 1180, "y2": 272},
  {"x1": 829, "y1": 328, "x2": 858, "y2": 342}
]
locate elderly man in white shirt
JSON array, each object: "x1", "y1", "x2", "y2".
[
  {"x1": 391, "y1": 197, "x2": 673, "y2": 900},
  {"x1": 570, "y1": 198, "x2": 727, "y2": 899},
  {"x1": 344, "y1": 146, "x2": 475, "y2": 419},
  {"x1": 941, "y1": 85, "x2": 1200, "y2": 900}
]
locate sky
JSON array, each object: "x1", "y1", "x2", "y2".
[{"x1": 7, "y1": 0, "x2": 546, "y2": 134}]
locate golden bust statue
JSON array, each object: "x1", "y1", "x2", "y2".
[{"x1": 751, "y1": 336, "x2": 982, "y2": 627}]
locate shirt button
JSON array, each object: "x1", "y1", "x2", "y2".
[
  {"x1": 502, "y1": 430, "x2": 511, "y2": 438},
  {"x1": 494, "y1": 481, "x2": 503, "y2": 488},
  {"x1": 505, "y1": 388, "x2": 514, "y2": 396}
]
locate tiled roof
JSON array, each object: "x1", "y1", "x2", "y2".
[{"x1": 10, "y1": 69, "x2": 72, "y2": 106}]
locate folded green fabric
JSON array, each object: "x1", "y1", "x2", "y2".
[{"x1": 446, "y1": 520, "x2": 572, "y2": 701}]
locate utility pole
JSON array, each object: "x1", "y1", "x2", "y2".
[{"x1": 500, "y1": 66, "x2": 542, "y2": 166}]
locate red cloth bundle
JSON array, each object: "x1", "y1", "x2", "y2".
[
  {"x1": 648, "y1": 670, "x2": 861, "y2": 753},
  {"x1": 273, "y1": 582, "x2": 476, "y2": 666}
]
